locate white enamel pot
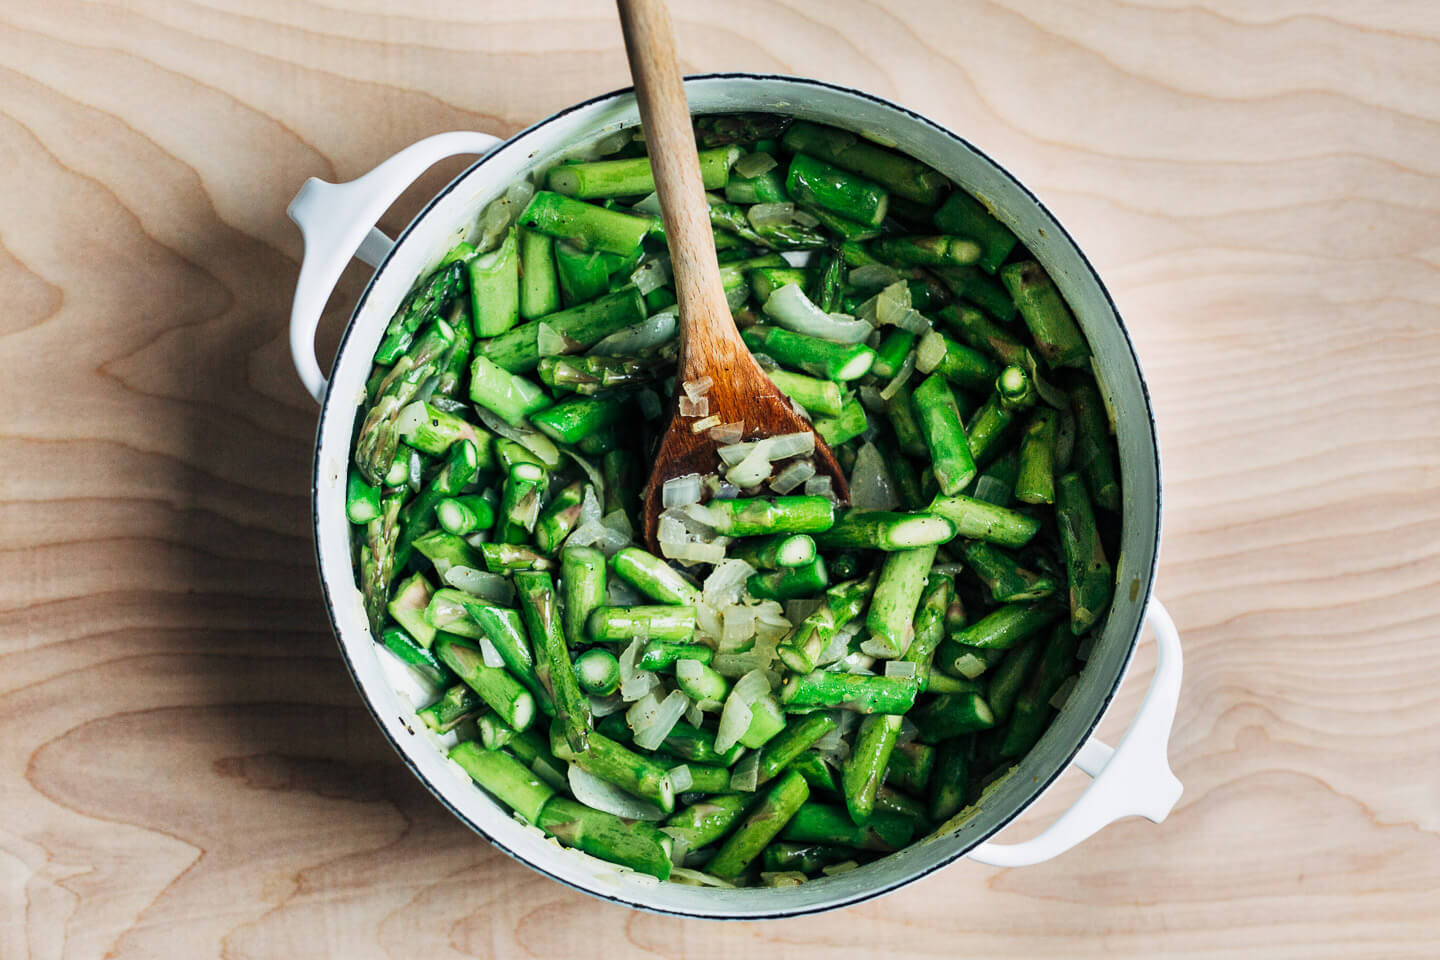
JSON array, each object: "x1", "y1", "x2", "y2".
[{"x1": 289, "y1": 74, "x2": 1183, "y2": 919}]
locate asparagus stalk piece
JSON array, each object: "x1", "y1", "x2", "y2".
[
  {"x1": 671, "y1": 762, "x2": 732, "y2": 795},
  {"x1": 779, "y1": 804, "x2": 915, "y2": 852},
  {"x1": 919, "y1": 332, "x2": 999, "y2": 392},
  {"x1": 871, "y1": 329, "x2": 917, "y2": 379},
  {"x1": 865, "y1": 544, "x2": 940, "y2": 656},
  {"x1": 1069, "y1": 376, "x2": 1122, "y2": 512},
  {"x1": 786, "y1": 153, "x2": 889, "y2": 227},
  {"x1": 767, "y1": 368, "x2": 844, "y2": 418},
  {"x1": 1056, "y1": 471, "x2": 1114, "y2": 633},
  {"x1": 932, "y1": 190, "x2": 1018, "y2": 274},
  {"x1": 515, "y1": 571, "x2": 590, "y2": 752},
  {"x1": 436, "y1": 494, "x2": 496, "y2": 536},
  {"x1": 554, "y1": 239, "x2": 609, "y2": 305},
  {"x1": 456, "y1": 599, "x2": 552, "y2": 714},
  {"x1": 742, "y1": 324, "x2": 877, "y2": 381},
  {"x1": 380, "y1": 623, "x2": 452, "y2": 687},
  {"x1": 537, "y1": 796, "x2": 674, "y2": 880},
  {"x1": 912, "y1": 692, "x2": 996, "y2": 742},
  {"x1": 870, "y1": 235, "x2": 982, "y2": 268},
  {"x1": 480, "y1": 286, "x2": 647, "y2": 373},
  {"x1": 886, "y1": 741, "x2": 936, "y2": 794},
  {"x1": 746, "y1": 557, "x2": 829, "y2": 601},
  {"x1": 813, "y1": 250, "x2": 845, "y2": 313},
  {"x1": 375, "y1": 260, "x2": 465, "y2": 364},
  {"x1": 354, "y1": 320, "x2": 455, "y2": 485},
  {"x1": 346, "y1": 470, "x2": 381, "y2": 524},
  {"x1": 1015, "y1": 407, "x2": 1058, "y2": 505},
  {"x1": 433, "y1": 634, "x2": 537, "y2": 731},
  {"x1": 964, "y1": 395, "x2": 1017, "y2": 469},
  {"x1": 816, "y1": 510, "x2": 955, "y2": 552},
  {"x1": 549, "y1": 723, "x2": 674, "y2": 813},
  {"x1": 705, "y1": 496, "x2": 837, "y2": 537},
  {"x1": 547, "y1": 145, "x2": 738, "y2": 198},
  {"x1": 963, "y1": 541, "x2": 1057, "y2": 603},
  {"x1": 597, "y1": 715, "x2": 743, "y2": 767},
  {"x1": 534, "y1": 480, "x2": 587, "y2": 555},
  {"x1": 727, "y1": 533, "x2": 817, "y2": 570},
  {"x1": 637, "y1": 638, "x2": 712, "y2": 670},
  {"x1": 450, "y1": 740, "x2": 554, "y2": 822},
  {"x1": 468, "y1": 227, "x2": 520, "y2": 337},
  {"x1": 675, "y1": 659, "x2": 730, "y2": 704},
  {"x1": 884, "y1": 382, "x2": 929, "y2": 459},
  {"x1": 789, "y1": 753, "x2": 841, "y2": 797},
  {"x1": 560, "y1": 546, "x2": 607, "y2": 646},
  {"x1": 985, "y1": 637, "x2": 1044, "y2": 722},
  {"x1": 434, "y1": 299, "x2": 474, "y2": 398},
  {"x1": 930, "y1": 265, "x2": 1017, "y2": 322},
  {"x1": 661, "y1": 794, "x2": 749, "y2": 850},
  {"x1": 412, "y1": 530, "x2": 484, "y2": 570},
  {"x1": 929, "y1": 739, "x2": 971, "y2": 822},
  {"x1": 926, "y1": 493, "x2": 1040, "y2": 547},
  {"x1": 997, "y1": 624, "x2": 1079, "y2": 757},
  {"x1": 912, "y1": 374, "x2": 977, "y2": 496},
  {"x1": 359, "y1": 491, "x2": 404, "y2": 636},
  {"x1": 707, "y1": 770, "x2": 810, "y2": 880},
  {"x1": 756, "y1": 713, "x2": 838, "y2": 785},
  {"x1": 843, "y1": 714, "x2": 902, "y2": 825},
  {"x1": 478, "y1": 542, "x2": 551, "y2": 574},
  {"x1": 776, "y1": 573, "x2": 877, "y2": 674},
  {"x1": 944, "y1": 598, "x2": 1064, "y2": 650},
  {"x1": 782, "y1": 121, "x2": 945, "y2": 205},
  {"x1": 762, "y1": 842, "x2": 851, "y2": 874},
  {"x1": 518, "y1": 226, "x2": 560, "y2": 320},
  {"x1": 518, "y1": 191, "x2": 656, "y2": 254},
  {"x1": 498, "y1": 462, "x2": 547, "y2": 543},
  {"x1": 1000, "y1": 261, "x2": 1090, "y2": 369},
  {"x1": 587, "y1": 604, "x2": 699, "y2": 641},
  {"x1": 468, "y1": 355, "x2": 553, "y2": 426},
  {"x1": 780, "y1": 671, "x2": 920, "y2": 715},
  {"x1": 694, "y1": 112, "x2": 793, "y2": 148},
  {"x1": 812, "y1": 396, "x2": 869, "y2": 447},
  {"x1": 537, "y1": 354, "x2": 656, "y2": 395},
  {"x1": 898, "y1": 573, "x2": 953, "y2": 688},
  {"x1": 610, "y1": 547, "x2": 702, "y2": 605},
  {"x1": 529, "y1": 395, "x2": 626, "y2": 446},
  {"x1": 418, "y1": 683, "x2": 484, "y2": 734}
]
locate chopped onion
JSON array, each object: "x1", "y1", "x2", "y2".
[
  {"x1": 717, "y1": 431, "x2": 813, "y2": 467},
  {"x1": 477, "y1": 633, "x2": 506, "y2": 668},
  {"x1": 685, "y1": 700, "x2": 706, "y2": 726},
  {"x1": 897, "y1": 716, "x2": 919, "y2": 744},
  {"x1": 714, "y1": 696, "x2": 752, "y2": 754},
  {"x1": 691, "y1": 414, "x2": 722, "y2": 434},
  {"x1": 859, "y1": 636, "x2": 897, "y2": 659},
  {"x1": 721, "y1": 606, "x2": 757, "y2": 645},
  {"x1": 705, "y1": 560, "x2": 755, "y2": 607},
  {"x1": 567, "y1": 764, "x2": 666, "y2": 821},
  {"x1": 695, "y1": 602, "x2": 722, "y2": 641},
  {"x1": 632, "y1": 191, "x2": 663, "y2": 217},
  {"x1": 915, "y1": 330, "x2": 947, "y2": 374},
  {"x1": 730, "y1": 751, "x2": 761, "y2": 792},
  {"x1": 620, "y1": 639, "x2": 658, "y2": 701},
  {"x1": 725, "y1": 445, "x2": 773, "y2": 488},
  {"x1": 668, "y1": 764, "x2": 695, "y2": 793},
  {"x1": 849, "y1": 443, "x2": 900, "y2": 510},
  {"x1": 667, "y1": 867, "x2": 735, "y2": 888},
  {"x1": 858, "y1": 384, "x2": 886, "y2": 414},
  {"x1": 811, "y1": 714, "x2": 843, "y2": 752},
  {"x1": 589, "y1": 693, "x2": 627, "y2": 718},
  {"x1": 804, "y1": 475, "x2": 833, "y2": 498},
  {"x1": 769, "y1": 458, "x2": 815, "y2": 495},
  {"x1": 662, "y1": 473, "x2": 704, "y2": 508},
  {"x1": 441, "y1": 566, "x2": 515, "y2": 603},
  {"x1": 602, "y1": 508, "x2": 633, "y2": 539},
  {"x1": 821, "y1": 861, "x2": 859, "y2": 876},
  {"x1": 708, "y1": 420, "x2": 744, "y2": 445},
  {"x1": 884, "y1": 660, "x2": 918, "y2": 679},
  {"x1": 791, "y1": 208, "x2": 820, "y2": 228},
  {"x1": 748, "y1": 201, "x2": 795, "y2": 228},
  {"x1": 395, "y1": 401, "x2": 427, "y2": 438},
  {"x1": 608, "y1": 577, "x2": 645, "y2": 606},
  {"x1": 762, "y1": 284, "x2": 872, "y2": 343},
  {"x1": 633, "y1": 690, "x2": 690, "y2": 750},
  {"x1": 631, "y1": 255, "x2": 672, "y2": 295},
  {"x1": 683, "y1": 376, "x2": 714, "y2": 400},
  {"x1": 1049, "y1": 675, "x2": 1079, "y2": 709},
  {"x1": 849, "y1": 263, "x2": 900, "y2": 288},
  {"x1": 734, "y1": 151, "x2": 777, "y2": 178},
  {"x1": 537, "y1": 322, "x2": 573, "y2": 357},
  {"x1": 591, "y1": 310, "x2": 677, "y2": 356},
  {"x1": 878, "y1": 349, "x2": 916, "y2": 401},
  {"x1": 678, "y1": 395, "x2": 709, "y2": 418}
]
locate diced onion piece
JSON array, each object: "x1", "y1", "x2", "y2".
[
  {"x1": 858, "y1": 384, "x2": 886, "y2": 414},
  {"x1": 762, "y1": 284, "x2": 872, "y2": 343},
  {"x1": 721, "y1": 606, "x2": 757, "y2": 645},
  {"x1": 567, "y1": 764, "x2": 666, "y2": 821},
  {"x1": 804, "y1": 475, "x2": 833, "y2": 498},
  {"x1": 579, "y1": 485, "x2": 603, "y2": 527},
  {"x1": 748, "y1": 201, "x2": 795, "y2": 229},
  {"x1": 733, "y1": 668, "x2": 771, "y2": 701},
  {"x1": 677, "y1": 395, "x2": 709, "y2": 418},
  {"x1": 897, "y1": 716, "x2": 919, "y2": 745},
  {"x1": 633, "y1": 191, "x2": 663, "y2": 217},
  {"x1": 714, "y1": 696, "x2": 752, "y2": 754},
  {"x1": 631, "y1": 255, "x2": 672, "y2": 295},
  {"x1": 821, "y1": 861, "x2": 859, "y2": 876},
  {"x1": 478, "y1": 633, "x2": 507, "y2": 668},
  {"x1": 589, "y1": 693, "x2": 627, "y2": 717},
  {"x1": 717, "y1": 437, "x2": 769, "y2": 467},
  {"x1": 536, "y1": 322, "x2": 572, "y2": 357},
  {"x1": 620, "y1": 639, "x2": 659, "y2": 701},
  {"x1": 685, "y1": 700, "x2": 706, "y2": 726},
  {"x1": 667, "y1": 867, "x2": 735, "y2": 888},
  {"x1": 705, "y1": 559, "x2": 755, "y2": 607},
  {"x1": 876, "y1": 280, "x2": 912, "y2": 321},
  {"x1": 725, "y1": 446, "x2": 773, "y2": 488},
  {"x1": 734, "y1": 150, "x2": 777, "y2": 178},
  {"x1": 879, "y1": 349, "x2": 916, "y2": 401},
  {"x1": 1049, "y1": 675, "x2": 1078, "y2": 710},
  {"x1": 668, "y1": 764, "x2": 695, "y2": 793},
  {"x1": 441, "y1": 565, "x2": 516, "y2": 604},
  {"x1": 602, "y1": 509, "x2": 633, "y2": 539},
  {"x1": 691, "y1": 415, "x2": 722, "y2": 434},
  {"x1": 765, "y1": 431, "x2": 817, "y2": 461},
  {"x1": 683, "y1": 376, "x2": 714, "y2": 400},
  {"x1": 395, "y1": 401, "x2": 427, "y2": 437},
  {"x1": 915, "y1": 330, "x2": 947, "y2": 374},
  {"x1": 849, "y1": 442, "x2": 900, "y2": 510},
  {"x1": 708, "y1": 420, "x2": 744, "y2": 445},
  {"x1": 730, "y1": 751, "x2": 761, "y2": 792},
  {"x1": 591, "y1": 310, "x2": 677, "y2": 356},
  {"x1": 633, "y1": 689, "x2": 691, "y2": 750},
  {"x1": 695, "y1": 602, "x2": 722, "y2": 641},
  {"x1": 812, "y1": 714, "x2": 843, "y2": 752},
  {"x1": 662, "y1": 473, "x2": 704, "y2": 509},
  {"x1": 884, "y1": 660, "x2": 918, "y2": 679},
  {"x1": 626, "y1": 691, "x2": 663, "y2": 732},
  {"x1": 849, "y1": 263, "x2": 901, "y2": 288},
  {"x1": 769, "y1": 458, "x2": 815, "y2": 495}
]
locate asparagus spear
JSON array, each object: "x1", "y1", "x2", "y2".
[
  {"x1": 929, "y1": 739, "x2": 971, "y2": 821},
  {"x1": 781, "y1": 121, "x2": 946, "y2": 205},
  {"x1": 359, "y1": 491, "x2": 404, "y2": 636},
  {"x1": 436, "y1": 494, "x2": 495, "y2": 537},
  {"x1": 1000, "y1": 261, "x2": 1090, "y2": 369},
  {"x1": 912, "y1": 692, "x2": 996, "y2": 742},
  {"x1": 547, "y1": 145, "x2": 738, "y2": 198},
  {"x1": 380, "y1": 623, "x2": 452, "y2": 687},
  {"x1": 1069, "y1": 376, "x2": 1122, "y2": 512},
  {"x1": 537, "y1": 354, "x2": 656, "y2": 395},
  {"x1": 1015, "y1": 407, "x2": 1058, "y2": 505},
  {"x1": 480, "y1": 286, "x2": 647, "y2": 373},
  {"x1": 450, "y1": 740, "x2": 554, "y2": 822},
  {"x1": 610, "y1": 547, "x2": 702, "y2": 605},
  {"x1": 1055, "y1": 471, "x2": 1114, "y2": 634},
  {"x1": 469, "y1": 227, "x2": 520, "y2": 337},
  {"x1": 707, "y1": 770, "x2": 810, "y2": 880},
  {"x1": 518, "y1": 191, "x2": 656, "y2": 254},
  {"x1": 886, "y1": 741, "x2": 936, "y2": 794},
  {"x1": 515, "y1": 571, "x2": 591, "y2": 752},
  {"x1": 549, "y1": 723, "x2": 674, "y2": 813},
  {"x1": 534, "y1": 480, "x2": 587, "y2": 555},
  {"x1": 454, "y1": 599, "x2": 552, "y2": 715},
  {"x1": 812, "y1": 396, "x2": 869, "y2": 447},
  {"x1": 375, "y1": 260, "x2": 466, "y2": 365},
  {"x1": 865, "y1": 544, "x2": 939, "y2": 656},
  {"x1": 780, "y1": 804, "x2": 915, "y2": 852},
  {"x1": 775, "y1": 573, "x2": 876, "y2": 674},
  {"x1": 530, "y1": 395, "x2": 627, "y2": 445},
  {"x1": 756, "y1": 713, "x2": 838, "y2": 785},
  {"x1": 498, "y1": 462, "x2": 547, "y2": 543},
  {"x1": 786, "y1": 153, "x2": 889, "y2": 227},
  {"x1": 780, "y1": 672, "x2": 920, "y2": 715},
  {"x1": 518, "y1": 226, "x2": 561, "y2": 320},
  {"x1": 418, "y1": 683, "x2": 484, "y2": 734},
  {"x1": 662, "y1": 794, "x2": 749, "y2": 850},
  {"x1": 538, "y1": 796, "x2": 674, "y2": 880},
  {"x1": 843, "y1": 714, "x2": 902, "y2": 825},
  {"x1": 346, "y1": 470, "x2": 381, "y2": 524},
  {"x1": 870, "y1": 235, "x2": 982, "y2": 268},
  {"x1": 354, "y1": 320, "x2": 455, "y2": 485},
  {"x1": 727, "y1": 533, "x2": 817, "y2": 570},
  {"x1": 926, "y1": 493, "x2": 1040, "y2": 547},
  {"x1": 944, "y1": 598, "x2": 1063, "y2": 650},
  {"x1": 741, "y1": 325, "x2": 877, "y2": 381},
  {"x1": 816, "y1": 510, "x2": 955, "y2": 552},
  {"x1": 705, "y1": 495, "x2": 837, "y2": 537},
  {"x1": 433, "y1": 634, "x2": 537, "y2": 731},
  {"x1": 898, "y1": 573, "x2": 953, "y2": 688},
  {"x1": 963, "y1": 542, "x2": 1057, "y2": 603},
  {"x1": 746, "y1": 557, "x2": 829, "y2": 601},
  {"x1": 560, "y1": 546, "x2": 607, "y2": 645},
  {"x1": 932, "y1": 190, "x2": 1018, "y2": 274},
  {"x1": 766, "y1": 369, "x2": 845, "y2": 418},
  {"x1": 638, "y1": 638, "x2": 713, "y2": 670},
  {"x1": 912, "y1": 374, "x2": 977, "y2": 496}
]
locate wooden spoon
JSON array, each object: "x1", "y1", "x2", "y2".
[{"x1": 615, "y1": 0, "x2": 849, "y2": 553}]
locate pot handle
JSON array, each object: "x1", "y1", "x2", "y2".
[
  {"x1": 966, "y1": 597, "x2": 1183, "y2": 867},
  {"x1": 286, "y1": 131, "x2": 504, "y2": 403}
]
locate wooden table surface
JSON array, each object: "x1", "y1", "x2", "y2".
[{"x1": 3, "y1": 1, "x2": 1437, "y2": 956}]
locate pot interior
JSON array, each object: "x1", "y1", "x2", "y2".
[{"x1": 312, "y1": 75, "x2": 1161, "y2": 918}]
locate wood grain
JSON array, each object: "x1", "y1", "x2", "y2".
[{"x1": 1, "y1": 1, "x2": 1437, "y2": 957}]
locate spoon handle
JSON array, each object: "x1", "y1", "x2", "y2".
[{"x1": 616, "y1": 0, "x2": 739, "y2": 384}]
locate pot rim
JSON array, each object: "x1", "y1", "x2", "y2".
[{"x1": 309, "y1": 72, "x2": 1162, "y2": 919}]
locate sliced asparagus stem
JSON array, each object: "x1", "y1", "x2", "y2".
[{"x1": 515, "y1": 571, "x2": 591, "y2": 751}]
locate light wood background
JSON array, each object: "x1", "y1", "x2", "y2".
[{"x1": 2, "y1": 1, "x2": 1437, "y2": 957}]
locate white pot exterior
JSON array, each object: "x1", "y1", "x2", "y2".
[{"x1": 306, "y1": 75, "x2": 1165, "y2": 918}]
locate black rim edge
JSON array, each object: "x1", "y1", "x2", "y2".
[{"x1": 310, "y1": 71, "x2": 1165, "y2": 921}]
